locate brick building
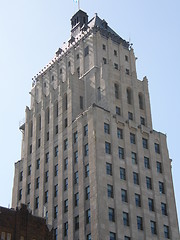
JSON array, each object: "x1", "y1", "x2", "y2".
[{"x1": 0, "y1": 204, "x2": 53, "y2": 240}]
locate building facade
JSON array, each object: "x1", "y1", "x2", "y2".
[
  {"x1": 12, "y1": 10, "x2": 179, "y2": 240},
  {"x1": 0, "y1": 204, "x2": 53, "y2": 240}
]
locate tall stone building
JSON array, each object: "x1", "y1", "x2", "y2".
[{"x1": 12, "y1": 10, "x2": 179, "y2": 240}]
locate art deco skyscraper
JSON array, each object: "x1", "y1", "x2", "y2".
[{"x1": 12, "y1": 10, "x2": 179, "y2": 240}]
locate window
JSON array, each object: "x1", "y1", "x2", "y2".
[
  {"x1": 51, "y1": 75, "x2": 54, "y2": 81},
  {"x1": 157, "y1": 161, "x2": 162, "y2": 173},
  {"x1": 148, "y1": 198, "x2": 154, "y2": 211},
  {"x1": 80, "y1": 96, "x2": 83, "y2": 109},
  {"x1": 114, "y1": 50, "x2": 117, "y2": 56},
  {"x1": 133, "y1": 172, "x2": 139, "y2": 185},
  {"x1": 118, "y1": 147, "x2": 124, "y2": 159},
  {"x1": 146, "y1": 177, "x2": 152, "y2": 190},
  {"x1": 130, "y1": 133, "x2": 136, "y2": 144},
  {"x1": 121, "y1": 189, "x2": 128, "y2": 202},
  {"x1": 103, "y1": 57, "x2": 107, "y2": 64},
  {"x1": 55, "y1": 101, "x2": 58, "y2": 118},
  {"x1": 135, "y1": 194, "x2": 141, "y2": 207},
  {"x1": 123, "y1": 212, "x2": 129, "y2": 226},
  {"x1": 64, "y1": 158, "x2": 68, "y2": 170},
  {"x1": 98, "y1": 87, "x2": 101, "y2": 101},
  {"x1": 140, "y1": 116, "x2": 145, "y2": 126},
  {"x1": 86, "y1": 209, "x2": 91, "y2": 224},
  {"x1": 38, "y1": 115, "x2": 41, "y2": 131},
  {"x1": 29, "y1": 144, "x2": 32, "y2": 154},
  {"x1": 64, "y1": 94, "x2": 68, "y2": 110},
  {"x1": 84, "y1": 124, "x2": 88, "y2": 136},
  {"x1": 54, "y1": 228, "x2": 58, "y2": 240},
  {"x1": 46, "y1": 107, "x2": 50, "y2": 124},
  {"x1": 64, "y1": 222, "x2": 68, "y2": 236},
  {"x1": 84, "y1": 143, "x2": 89, "y2": 156},
  {"x1": 74, "y1": 171, "x2": 79, "y2": 184},
  {"x1": 110, "y1": 232, "x2": 116, "y2": 240},
  {"x1": 36, "y1": 158, "x2": 40, "y2": 170},
  {"x1": 164, "y1": 225, "x2": 170, "y2": 239},
  {"x1": 44, "y1": 190, "x2": 48, "y2": 203},
  {"x1": 54, "y1": 164, "x2": 58, "y2": 177},
  {"x1": 106, "y1": 163, "x2": 112, "y2": 176},
  {"x1": 54, "y1": 205, "x2": 58, "y2": 219},
  {"x1": 35, "y1": 196, "x2": 39, "y2": 209},
  {"x1": 64, "y1": 139, "x2": 68, "y2": 150},
  {"x1": 36, "y1": 177, "x2": 40, "y2": 189},
  {"x1": 109, "y1": 208, "x2": 115, "y2": 222},
  {"x1": 54, "y1": 184, "x2": 58, "y2": 197},
  {"x1": 126, "y1": 69, "x2": 130, "y2": 75},
  {"x1": 30, "y1": 121, "x2": 33, "y2": 137},
  {"x1": 28, "y1": 165, "x2": 31, "y2": 176},
  {"x1": 159, "y1": 181, "x2": 165, "y2": 194},
  {"x1": 85, "y1": 186, "x2": 90, "y2": 200},
  {"x1": 102, "y1": 44, "x2": 106, "y2": 50},
  {"x1": 74, "y1": 151, "x2": 78, "y2": 163},
  {"x1": 64, "y1": 199, "x2": 68, "y2": 213},
  {"x1": 138, "y1": 93, "x2": 144, "y2": 110},
  {"x1": 64, "y1": 178, "x2": 68, "y2": 191},
  {"x1": 60, "y1": 68, "x2": 62, "y2": 74},
  {"x1": 27, "y1": 183, "x2": 31, "y2": 195},
  {"x1": 46, "y1": 132, "x2": 49, "y2": 141},
  {"x1": 104, "y1": 123, "x2": 110, "y2": 134},
  {"x1": 161, "y1": 202, "x2": 167, "y2": 216},
  {"x1": 142, "y1": 138, "x2": 148, "y2": 149},
  {"x1": 155, "y1": 143, "x2": 160, "y2": 154},
  {"x1": 120, "y1": 167, "x2": 126, "y2": 180},
  {"x1": 64, "y1": 118, "x2": 68, "y2": 128},
  {"x1": 37, "y1": 138, "x2": 41, "y2": 148},
  {"x1": 77, "y1": 67, "x2": 80, "y2": 78},
  {"x1": 46, "y1": 152, "x2": 49, "y2": 163},
  {"x1": 137, "y1": 216, "x2": 143, "y2": 230},
  {"x1": 127, "y1": 88, "x2": 132, "y2": 104},
  {"x1": 45, "y1": 171, "x2": 49, "y2": 183},
  {"x1": 74, "y1": 131, "x2": 78, "y2": 143},
  {"x1": 84, "y1": 46, "x2": 89, "y2": 56},
  {"x1": 68, "y1": 61, "x2": 71, "y2": 67},
  {"x1": 54, "y1": 146, "x2": 58, "y2": 157},
  {"x1": 87, "y1": 234, "x2": 91, "y2": 240},
  {"x1": 116, "y1": 106, "x2": 121, "y2": 115},
  {"x1": 75, "y1": 192, "x2": 79, "y2": 206},
  {"x1": 117, "y1": 128, "x2": 123, "y2": 139},
  {"x1": 132, "y1": 152, "x2": 137, "y2": 164},
  {"x1": 114, "y1": 83, "x2": 119, "y2": 99},
  {"x1": 19, "y1": 189, "x2": 22, "y2": 200},
  {"x1": 151, "y1": 221, "x2": 157, "y2": 235},
  {"x1": 77, "y1": 53, "x2": 79, "y2": 59},
  {"x1": 114, "y1": 63, "x2": 118, "y2": 70},
  {"x1": 55, "y1": 125, "x2": 58, "y2": 134},
  {"x1": 128, "y1": 112, "x2": 133, "y2": 120},
  {"x1": 125, "y1": 55, "x2": 128, "y2": 61},
  {"x1": 144, "y1": 157, "x2": 150, "y2": 169},
  {"x1": 105, "y1": 142, "x2": 111, "y2": 154},
  {"x1": 107, "y1": 184, "x2": 113, "y2": 198},
  {"x1": 20, "y1": 171, "x2": 23, "y2": 181},
  {"x1": 85, "y1": 164, "x2": 89, "y2": 177},
  {"x1": 75, "y1": 215, "x2": 79, "y2": 230}
]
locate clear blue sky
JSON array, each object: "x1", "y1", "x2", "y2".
[{"x1": 0, "y1": 0, "x2": 179, "y2": 224}]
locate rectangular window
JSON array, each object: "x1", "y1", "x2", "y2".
[
  {"x1": 146, "y1": 177, "x2": 152, "y2": 190},
  {"x1": 86, "y1": 209, "x2": 91, "y2": 224},
  {"x1": 27, "y1": 183, "x2": 31, "y2": 195},
  {"x1": 68, "y1": 61, "x2": 71, "y2": 67},
  {"x1": 84, "y1": 124, "x2": 88, "y2": 136},
  {"x1": 64, "y1": 178, "x2": 68, "y2": 191},
  {"x1": 64, "y1": 222, "x2": 68, "y2": 236},
  {"x1": 137, "y1": 216, "x2": 143, "y2": 230},
  {"x1": 151, "y1": 221, "x2": 157, "y2": 235},
  {"x1": 133, "y1": 172, "x2": 139, "y2": 185},
  {"x1": 114, "y1": 83, "x2": 119, "y2": 99},
  {"x1": 121, "y1": 189, "x2": 128, "y2": 202},
  {"x1": 84, "y1": 143, "x2": 89, "y2": 156},
  {"x1": 98, "y1": 87, "x2": 101, "y2": 101},
  {"x1": 140, "y1": 116, "x2": 145, "y2": 126},
  {"x1": 64, "y1": 199, "x2": 68, "y2": 213},
  {"x1": 107, "y1": 184, "x2": 113, "y2": 198},
  {"x1": 87, "y1": 234, "x2": 91, "y2": 240},
  {"x1": 77, "y1": 53, "x2": 79, "y2": 59},
  {"x1": 54, "y1": 205, "x2": 58, "y2": 219},
  {"x1": 103, "y1": 57, "x2": 107, "y2": 64},
  {"x1": 109, "y1": 208, "x2": 115, "y2": 222},
  {"x1": 46, "y1": 132, "x2": 49, "y2": 141},
  {"x1": 123, "y1": 212, "x2": 129, "y2": 226},
  {"x1": 54, "y1": 164, "x2": 58, "y2": 176},
  {"x1": 44, "y1": 190, "x2": 48, "y2": 203},
  {"x1": 130, "y1": 133, "x2": 136, "y2": 144},
  {"x1": 46, "y1": 152, "x2": 49, "y2": 163},
  {"x1": 37, "y1": 138, "x2": 41, "y2": 148},
  {"x1": 155, "y1": 143, "x2": 160, "y2": 154},
  {"x1": 128, "y1": 112, "x2": 133, "y2": 120},
  {"x1": 135, "y1": 194, "x2": 141, "y2": 207},
  {"x1": 125, "y1": 55, "x2": 128, "y2": 62},
  {"x1": 20, "y1": 171, "x2": 23, "y2": 182},
  {"x1": 74, "y1": 171, "x2": 79, "y2": 184},
  {"x1": 84, "y1": 46, "x2": 89, "y2": 56},
  {"x1": 74, "y1": 131, "x2": 78, "y2": 143},
  {"x1": 85, "y1": 164, "x2": 89, "y2": 177},
  {"x1": 29, "y1": 144, "x2": 32, "y2": 154},
  {"x1": 116, "y1": 106, "x2": 121, "y2": 115},
  {"x1": 118, "y1": 147, "x2": 124, "y2": 159},
  {"x1": 64, "y1": 158, "x2": 68, "y2": 170},
  {"x1": 19, "y1": 189, "x2": 22, "y2": 200},
  {"x1": 35, "y1": 196, "x2": 39, "y2": 209},
  {"x1": 124, "y1": 237, "x2": 130, "y2": 240},
  {"x1": 54, "y1": 184, "x2": 58, "y2": 197},
  {"x1": 54, "y1": 146, "x2": 58, "y2": 157},
  {"x1": 114, "y1": 63, "x2": 118, "y2": 70},
  {"x1": 75, "y1": 192, "x2": 79, "y2": 206},
  {"x1": 105, "y1": 142, "x2": 111, "y2": 154},
  {"x1": 45, "y1": 171, "x2": 49, "y2": 182},
  {"x1": 64, "y1": 118, "x2": 68, "y2": 128},
  {"x1": 28, "y1": 165, "x2": 31, "y2": 176},
  {"x1": 36, "y1": 158, "x2": 40, "y2": 170},
  {"x1": 106, "y1": 163, "x2": 112, "y2": 176},
  {"x1": 102, "y1": 44, "x2": 106, "y2": 50},
  {"x1": 132, "y1": 152, "x2": 137, "y2": 164},
  {"x1": 114, "y1": 50, "x2": 117, "y2": 56},
  {"x1": 36, "y1": 177, "x2": 40, "y2": 189},
  {"x1": 110, "y1": 232, "x2": 116, "y2": 240},
  {"x1": 159, "y1": 181, "x2": 165, "y2": 194},
  {"x1": 80, "y1": 96, "x2": 83, "y2": 109},
  {"x1": 74, "y1": 151, "x2": 78, "y2": 163},
  {"x1": 164, "y1": 225, "x2": 170, "y2": 239},
  {"x1": 54, "y1": 228, "x2": 57, "y2": 240},
  {"x1": 142, "y1": 138, "x2": 148, "y2": 149},
  {"x1": 126, "y1": 69, "x2": 130, "y2": 75},
  {"x1": 104, "y1": 123, "x2": 110, "y2": 134},
  {"x1": 157, "y1": 161, "x2": 162, "y2": 173},
  {"x1": 117, "y1": 128, "x2": 123, "y2": 139},
  {"x1": 148, "y1": 198, "x2": 154, "y2": 211},
  {"x1": 161, "y1": 202, "x2": 167, "y2": 216},
  {"x1": 85, "y1": 186, "x2": 90, "y2": 200},
  {"x1": 120, "y1": 167, "x2": 126, "y2": 180},
  {"x1": 64, "y1": 139, "x2": 68, "y2": 151},
  {"x1": 75, "y1": 215, "x2": 79, "y2": 230},
  {"x1": 144, "y1": 157, "x2": 150, "y2": 169},
  {"x1": 55, "y1": 125, "x2": 58, "y2": 134},
  {"x1": 77, "y1": 67, "x2": 80, "y2": 78}
]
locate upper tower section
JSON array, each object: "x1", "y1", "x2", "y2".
[{"x1": 71, "y1": 10, "x2": 88, "y2": 37}]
